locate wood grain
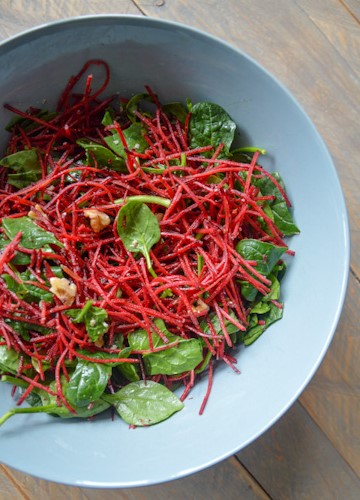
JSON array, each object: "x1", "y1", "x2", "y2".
[
  {"x1": 5, "y1": 456, "x2": 269, "y2": 500},
  {"x1": 0, "y1": 0, "x2": 141, "y2": 41},
  {"x1": 300, "y1": 272, "x2": 360, "y2": 475},
  {"x1": 237, "y1": 403, "x2": 360, "y2": 499},
  {"x1": 0, "y1": 464, "x2": 27, "y2": 499}
]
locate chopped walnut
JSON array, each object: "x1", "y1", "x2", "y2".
[
  {"x1": 49, "y1": 277, "x2": 77, "y2": 306},
  {"x1": 28, "y1": 204, "x2": 47, "y2": 220},
  {"x1": 191, "y1": 299, "x2": 210, "y2": 316},
  {"x1": 84, "y1": 209, "x2": 111, "y2": 233}
]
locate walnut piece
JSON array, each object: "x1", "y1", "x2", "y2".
[
  {"x1": 49, "y1": 277, "x2": 77, "y2": 306},
  {"x1": 84, "y1": 209, "x2": 111, "y2": 233},
  {"x1": 28, "y1": 204, "x2": 47, "y2": 220}
]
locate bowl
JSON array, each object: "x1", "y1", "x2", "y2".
[{"x1": 0, "y1": 15, "x2": 349, "y2": 487}]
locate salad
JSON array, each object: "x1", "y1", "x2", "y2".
[{"x1": 0, "y1": 60, "x2": 299, "y2": 427}]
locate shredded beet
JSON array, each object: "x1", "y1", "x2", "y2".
[{"x1": 0, "y1": 60, "x2": 298, "y2": 424}]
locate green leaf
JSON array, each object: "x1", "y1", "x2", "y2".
[
  {"x1": 116, "y1": 201, "x2": 160, "y2": 272},
  {"x1": 102, "y1": 380, "x2": 184, "y2": 426},
  {"x1": 128, "y1": 319, "x2": 203, "y2": 375},
  {"x1": 0, "y1": 148, "x2": 41, "y2": 188},
  {"x1": 65, "y1": 300, "x2": 109, "y2": 343},
  {"x1": 200, "y1": 310, "x2": 241, "y2": 337},
  {"x1": 5, "y1": 110, "x2": 57, "y2": 132},
  {"x1": 117, "y1": 362, "x2": 140, "y2": 382},
  {"x1": 128, "y1": 318, "x2": 177, "y2": 351},
  {"x1": 126, "y1": 92, "x2": 154, "y2": 122},
  {"x1": 4, "y1": 319, "x2": 51, "y2": 342},
  {"x1": 236, "y1": 239, "x2": 286, "y2": 302},
  {"x1": 236, "y1": 239, "x2": 286, "y2": 277},
  {"x1": 0, "y1": 344, "x2": 21, "y2": 374},
  {"x1": 105, "y1": 122, "x2": 148, "y2": 157},
  {"x1": 243, "y1": 302, "x2": 283, "y2": 345},
  {"x1": 143, "y1": 338, "x2": 203, "y2": 375},
  {"x1": 255, "y1": 172, "x2": 285, "y2": 203},
  {"x1": 2, "y1": 216, "x2": 63, "y2": 249},
  {"x1": 255, "y1": 172, "x2": 299, "y2": 236},
  {"x1": 189, "y1": 102, "x2": 236, "y2": 157},
  {"x1": 162, "y1": 102, "x2": 188, "y2": 123},
  {"x1": 101, "y1": 109, "x2": 116, "y2": 127},
  {"x1": 75, "y1": 348, "x2": 132, "y2": 367},
  {"x1": 65, "y1": 359, "x2": 112, "y2": 408},
  {"x1": 250, "y1": 301, "x2": 270, "y2": 314},
  {"x1": 2, "y1": 271, "x2": 53, "y2": 303},
  {"x1": 76, "y1": 139, "x2": 127, "y2": 171},
  {"x1": 271, "y1": 200, "x2": 300, "y2": 236}
]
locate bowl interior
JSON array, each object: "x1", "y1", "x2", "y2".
[{"x1": 0, "y1": 16, "x2": 349, "y2": 487}]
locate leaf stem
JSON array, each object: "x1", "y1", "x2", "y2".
[
  {"x1": 114, "y1": 195, "x2": 171, "y2": 208},
  {"x1": 235, "y1": 146, "x2": 267, "y2": 155},
  {"x1": 0, "y1": 404, "x2": 58, "y2": 427}
]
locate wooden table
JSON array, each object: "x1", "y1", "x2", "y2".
[{"x1": 0, "y1": 1, "x2": 359, "y2": 498}]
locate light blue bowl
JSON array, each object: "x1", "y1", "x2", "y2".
[{"x1": 0, "y1": 16, "x2": 349, "y2": 487}]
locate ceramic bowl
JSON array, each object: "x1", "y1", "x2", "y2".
[{"x1": 0, "y1": 16, "x2": 349, "y2": 487}]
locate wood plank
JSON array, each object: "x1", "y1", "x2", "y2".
[
  {"x1": 0, "y1": 0, "x2": 141, "y2": 41},
  {"x1": 134, "y1": 0, "x2": 360, "y2": 277},
  {"x1": 300, "y1": 272, "x2": 360, "y2": 475},
  {"x1": 0, "y1": 464, "x2": 28, "y2": 499},
  {"x1": 296, "y1": 0, "x2": 360, "y2": 78},
  {"x1": 341, "y1": 0, "x2": 360, "y2": 22},
  {"x1": 5, "y1": 456, "x2": 269, "y2": 500},
  {"x1": 237, "y1": 402, "x2": 360, "y2": 499}
]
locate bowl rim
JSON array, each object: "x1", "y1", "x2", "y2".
[{"x1": 0, "y1": 14, "x2": 351, "y2": 488}]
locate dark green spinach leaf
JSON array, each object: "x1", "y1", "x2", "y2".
[
  {"x1": 116, "y1": 200, "x2": 160, "y2": 274},
  {"x1": 102, "y1": 380, "x2": 184, "y2": 426},
  {"x1": 0, "y1": 149, "x2": 41, "y2": 188},
  {"x1": 65, "y1": 359, "x2": 112, "y2": 408},
  {"x1": 2, "y1": 216, "x2": 63, "y2": 249},
  {"x1": 65, "y1": 300, "x2": 109, "y2": 343},
  {"x1": 189, "y1": 102, "x2": 236, "y2": 157}
]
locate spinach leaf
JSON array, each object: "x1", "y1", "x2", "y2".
[
  {"x1": 4, "y1": 318, "x2": 51, "y2": 341},
  {"x1": 143, "y1": 338, "x2": 203, "y2": 376},
  {"x1": 236, "y1": 239, "x2": 286, "y2": 276},
  {"x1": 255, "y1": 172, "x2": 299, "y2": 236},
  {"x1": 76, "y1": 348, "x2": 132, "y2": 367},
  {"x1": 189, "y1": 102, "x2": 236, "y2": 156},
  {"x1": 162, "y1": 102, "x2": 188, "y2": 123},
  {"x1": 242, "y1": 302, "x2": 283, "y2": 345},
  {"x1": 5, "y1": 110, "x2": 57, "y2": 132},
  {"x1": 116, "y1": 200, "x2": 160, "y2": 274},
  {"x1": 128, "y1": 318, "x2": 203, "y2": 375},
  {"x1": 128, "y1": 318, "x2": 177, "y2": 350},
  {"x1": 0, "y1": 376, "x2": 111, "y2": 425},
  {"x1": 117, "y1": 362, "x2": 140, "y2": 382},
  {"x1": 271, "y1": 200, "x2": 300, "y2": 236},
  {"x1": 101, "y1": 109, "x2": 116, "y2": 127},
  {"x1": 76, "y1": 139, "x2": 127, "y2": 171},
  {"x1": 2, "y1": 271, "x2": 54, "y2": 303},
  {"x1": 104, "y1": 122, "x2": 148, "y2": 157},
  {"x1": 0, "y1": 344, "x2": 21, "y2": 374},
  {"x1": 0, "y1": 234, "x2": 54, "y2": 266},
  {"x1": 2, "y1": 216, "x2": 63, "y2": 248},
  {"x1": 65, "y1": 300, "x2": 109, "y2": 343},
  {"x1": 65, "y1": 359, "x2": 112, "y2": 408},
  {"x1": 102, "y1": 380, "x2": 184, "y2": 426},
  {"x1": 236, "y1": 239, "x2": 286, "y2": 302},
  {"x1": 200, "y1": 310, "x2": 241, "y2": 337},
  {"x1": 125, "y1": 92, "x2": 154, "y2": 122},
  {"x1": 0, "y1": 149, "x2": 41, "y2": 188}
]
